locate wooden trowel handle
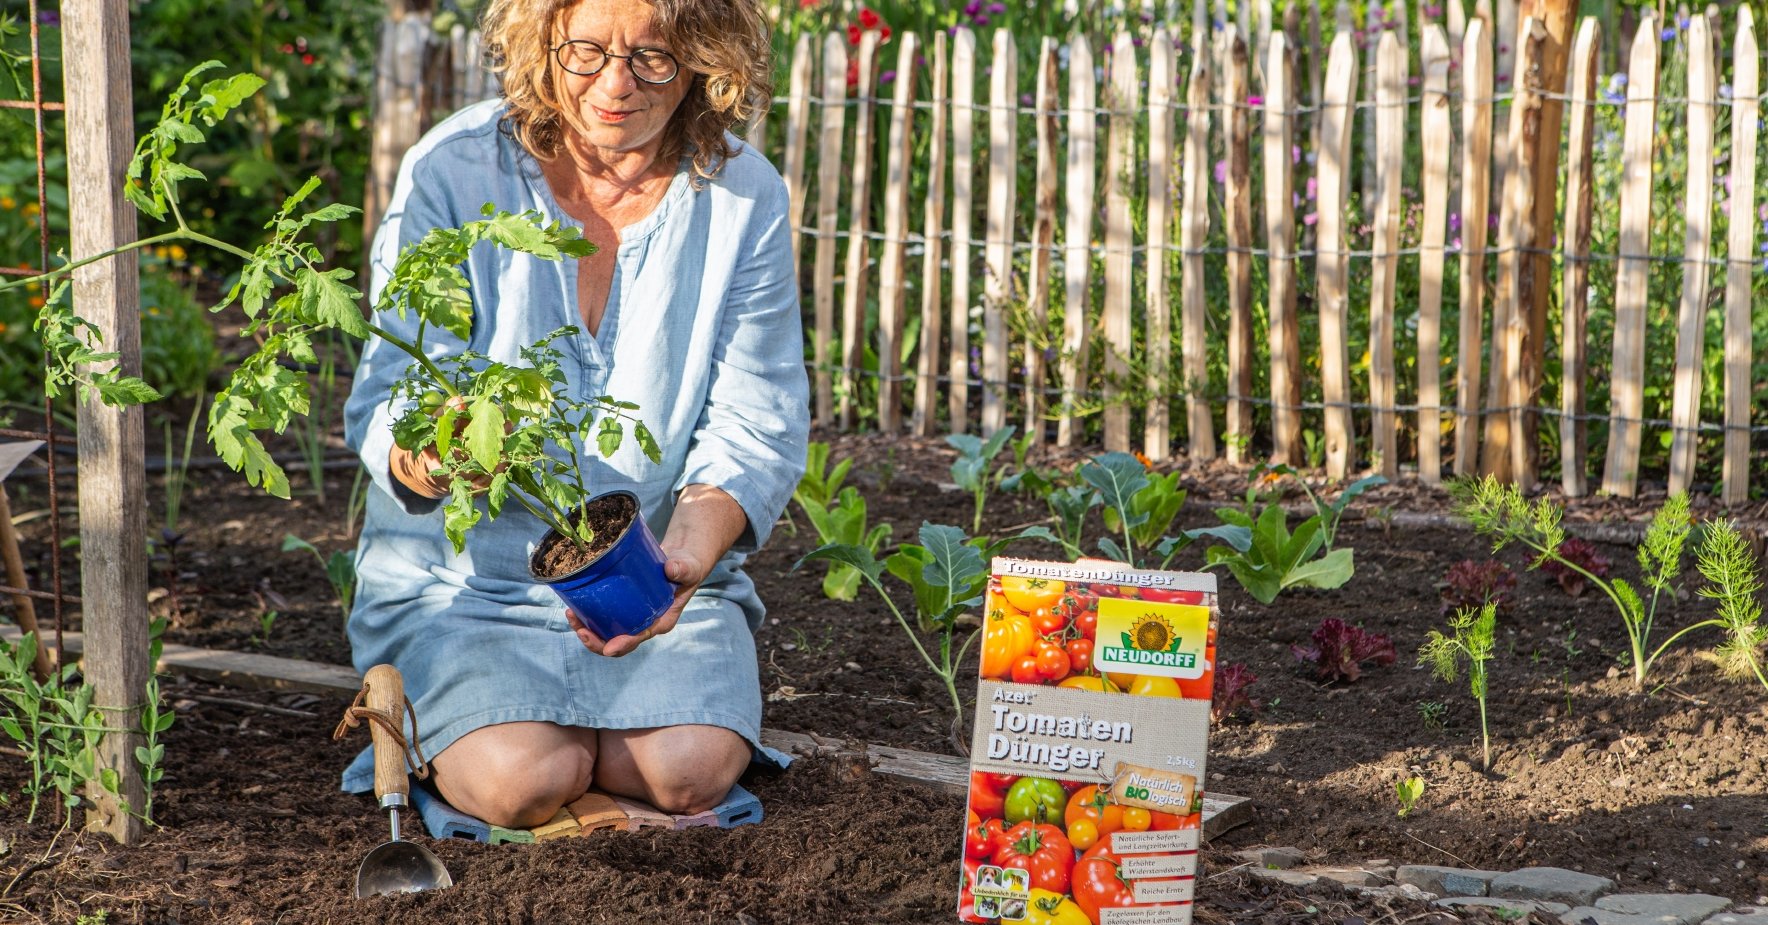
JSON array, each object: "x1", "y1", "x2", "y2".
[{"x1": 364, "y1": 664, "x2": 409, "y2": 807}]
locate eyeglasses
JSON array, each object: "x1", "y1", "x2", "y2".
[{"x1": 552, "y1": 40, "x2": 680, "y2": 84}]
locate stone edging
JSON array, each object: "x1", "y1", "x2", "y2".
[{"x1": 1238, "y1": 848, "x2": 1767, "y2": 924}]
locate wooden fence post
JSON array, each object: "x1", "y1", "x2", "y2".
[
  {"x1": 1667, "y1": 14, "x2": 1715, "y2": 496},
  {"x1": 1057, "y1": 35, "x2": 1096, "y2": 448},
  {"x1": 1417, "y1": 25, "x2": 1452, "y2": 485},
  {"x1": 912, "y1": 32, "x2": 949, "y2": 438},
  {"x1": 1454, "y1": 19, "x2": 1493, "y2": 477},
  {"x1": 1369, "y1": 31, "x2": 1404, "y2": 481},
  {"x1": 1103, "y1": 32, "x2": 1140, "y2": 453},
  {"x1": 1601, "y1": 15, "x2": 1659, "y2": 499},
  {"x1": 1484, "y1": 17, "x2": 1545, "y2": 486},
  {"x1": 1723, "y1": 9, "x2": 1759, "y2": 505},
  {"x1": 1024, "y1": 39, "x2": 1060, "y2": 446},
  {"x1": 837, "y1": 30, "x2": 880, "y2": 431},
  {"x1": 1263, "y1": 32, "x2": 1301, "y2": 466},
  {"x1": 1178, "y1": 43, "x2": 1214, "y2": 461},
  {"x1": 1317, "y1": 32, "x2": 1359, "y2": 480},
  {"x1": 63, "y1": 0, "x2": 147, "y2": 844},
  {"x1": 949, "y1": 29, "x2": 978, "y2": 435},
  {"x1": 782, "y1": 34, "x2": 813, "y2": 277},
  {"x1": 363, "y1": 14, "x2": 429, "y2": 258},
  {"x1": 875, "y1": 33, "x2": 920, "y2": 434},
  {"x1": 1145, "y1": 31, "x2": 1177, "y2": 461},
  {"x1": 1224, "y1": 31, "x2": 1253, "y2": 467},
  {"x1": 811, "y1": 34, "x2": 847, "y2": 429},
  {"x1": 982, "y1": 29, "x2": 1017, "y2": 438},
  {"x1": 1559, "y1": 17, "x2": 1600, "y2": 498}
]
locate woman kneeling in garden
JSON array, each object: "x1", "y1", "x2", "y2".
[{"x1": 339, "y1": 0, "x2": 808, "y2": 828}]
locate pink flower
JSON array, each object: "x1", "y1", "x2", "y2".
[
  {"x1": 1303, "y1": 212, "x2": 1318, "y2": 226},
  {"x1": 1213, "y1": 160, "x2": 1227, "y2": 184},
  {"x1": 1247, "y1": 94, "x2": 1264, "y2": 106}
]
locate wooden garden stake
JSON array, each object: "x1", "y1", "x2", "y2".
[
  {"x1": 1484, "y1": 17, "x2": 1544, "y2": 486},
  {"x1": 65, "y1": 0, "x2": 148, "y2": 844}
]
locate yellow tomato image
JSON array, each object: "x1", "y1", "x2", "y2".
[
  {"x1": 1127, "y1": 675, "x2": 1184, "y2": 698},
  {"x1": 1066, "y1": 816, "x2": 1100, "y2": 850},
  {"x1": 1120, "y1": 807, "x2": 1152, "y2": 831},
  {"x1": 1057, "y1": 675, "x2": 1119, "y2": 693},
  {"x1": 1000, "y1": 576, "x2": 1065, "y2": 613}
]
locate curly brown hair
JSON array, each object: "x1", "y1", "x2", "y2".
[{"x1": 480, "y1": 0, "x2": 773, "y2": 182}]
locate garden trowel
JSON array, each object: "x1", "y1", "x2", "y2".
[{"x1": 354, "y1": 664, "x2": 453, "y2": 898}]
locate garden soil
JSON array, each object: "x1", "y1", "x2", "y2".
[{"x1": 3, "y1": 431, "x2": 1766, "y2": 923}]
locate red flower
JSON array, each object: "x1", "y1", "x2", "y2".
[
  {"x1": 847, "y1": 23, "x2": 862, "y2": 45},
  {"x1": 858, "y1": 6, "x2": 881, "y2": 28}
]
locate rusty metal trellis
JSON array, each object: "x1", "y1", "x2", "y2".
[{"x1": 1, "y1": 0, "x2": 71, "y2": 681}]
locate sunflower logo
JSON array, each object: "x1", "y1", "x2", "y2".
[{"x1": 1129, "y1": 613, "x2": 1176, "y2": 652}]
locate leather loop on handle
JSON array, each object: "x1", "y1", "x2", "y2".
[{"x1": 364, "y1": 664, "x2": 409, "y2": 805}]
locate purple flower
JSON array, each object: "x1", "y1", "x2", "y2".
[
  {"x1": 975, "y1": 14, "x2": 989, "y2": 26},
  {"x1": 1423, "y1": 3, "x2": 1443, "y2": 16},
  {"x1": 1448, "y1": 212, "x2": 1462, "y2": 233},
  {"x1": 37, "y1": 10, "x2": 58, "y2": 26},
  {"x1": 881, "y1": 70, "x2": 896, "y2": 84},
  {"x1": 987, "y1": 1, "x2": 1006, "y2": 12},
  {"x1": 1305, "y1": 176, "x2": 1318, "y2": 199},
  {"x1": 964, "y1": 0, "x2": 981, "y2": 14},
  {"x1": 1677, "y1": 14, "x2": 1691, "y2": 30},
  {"x1": 1661, "y1": 27, "x2": 1677, "y2": 40},
  {"x1": 1020, "y1": 92, "x2": 1034, "y2": 107},
  {"x1": 1247, "y1": 94, "x2": 1264, "y2": 106},
  {"x1": 1213, "y1": 160, "x2": 1227, "y2": 184},
  {"x1": 1303, "y1": 212, "x2": 1319, "y2": 226}
]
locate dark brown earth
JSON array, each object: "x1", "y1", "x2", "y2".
[
  {"x1": 3, "y1": 429, "x2": 1766, "y2": 923},
  {"x1": 533, "y1": 489, "x2": 636, "y2": 579}
]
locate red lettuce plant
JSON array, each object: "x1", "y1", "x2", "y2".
[
  {"x1": 1540, "y1": 537, "x2": 1611, "y2": 597},
  {"x1": 1440, "y1": 559, "x2": 1517, "y2": 615},
  {"x1": 1292, "y1": 618, "x2": 1396, "y2": 683},
  {"x1": 1211, "y1": 662, "x2": 1262, "y2": 722}
]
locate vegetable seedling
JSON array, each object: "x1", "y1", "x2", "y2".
[
  {"x1": 1394, "y1": 776, "x2": 1425, "y2": 817},
  {"x1": 1419, "y1": 603, "x2": 1497, "y2": 770}
]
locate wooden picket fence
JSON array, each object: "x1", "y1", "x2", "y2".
[{"x1": 371, "y1": 7, "x2": 1766, "y2": 503}]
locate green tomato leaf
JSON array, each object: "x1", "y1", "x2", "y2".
[
  {"x1": 463, "y1": 399, "x2": 506, "y2": 470},
  {"x1": 634, "y1": 421, "x2": 661, "y2": 464},
  {"x1": 596, "y1": 416, "x2": 624, "y2": 458},
  {"x1": 199, "y1": 72, "x2": 268, "y2": 120},
  {"x1": 298, "y1": 267, "x2": 368, "y2": 338}
]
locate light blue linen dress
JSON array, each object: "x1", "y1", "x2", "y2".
[{"x1": 339, "y1": 100, "x2": 808, "y2": 792}]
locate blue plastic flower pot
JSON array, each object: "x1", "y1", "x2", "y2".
[{"x1": 529, "y1": 490, "x2": 673, "y2": 641}]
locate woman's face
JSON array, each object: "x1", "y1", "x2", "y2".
[{"x1": 553, "y1": 0, "x2": 691, "y2": 159}]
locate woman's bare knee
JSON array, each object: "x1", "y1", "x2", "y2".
[
  {"x1": 431, "y1": 722, "x2": 595, "y2": 829},
  {"x1": 595, "y1": 726, "x2": 749, "y2": 815}
]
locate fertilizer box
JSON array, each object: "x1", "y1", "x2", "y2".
[{"x1": 959, "y1": 558, "x2": 1216, "y2": 925}]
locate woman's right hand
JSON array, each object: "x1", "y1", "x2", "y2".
[{"x1": 389, "y1": 396, "x2": 497, "y2": 500}]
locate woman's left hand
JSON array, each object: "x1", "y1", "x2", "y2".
[{"x1": 566, "y1": 551, "x2": 709, "y2": 657}]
